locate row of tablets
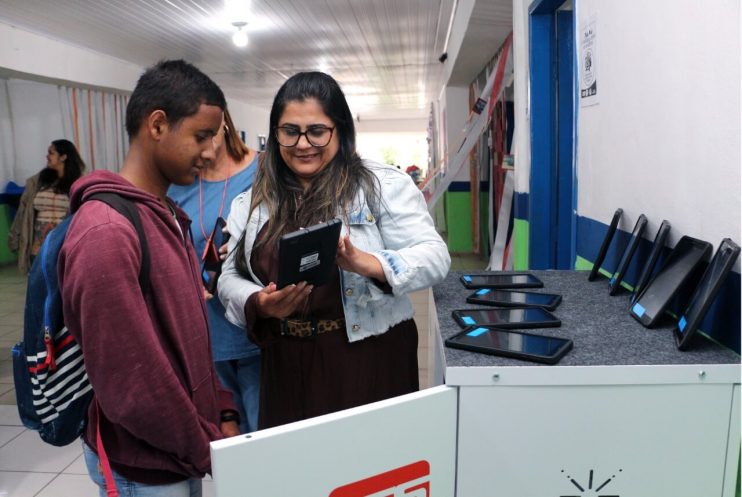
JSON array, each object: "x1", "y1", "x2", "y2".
[
  {"x1": 445, "y1": 273, "x2": 573, "y2": 365},
  {"x1": 589, "y1": 208, "x2": 740, "y2": 350}
]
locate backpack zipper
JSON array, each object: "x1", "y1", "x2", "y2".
[{"x1": 39, "y1": 236, "x2": 57, "y2": 371}]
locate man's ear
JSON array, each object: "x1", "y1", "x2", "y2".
[{"x1": 147, "y1": 110, "x2": 168, "y2": 140}]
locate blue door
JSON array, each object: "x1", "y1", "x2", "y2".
[{"x1": 528, "y1": 0, "x2": 576, "y2": 269}]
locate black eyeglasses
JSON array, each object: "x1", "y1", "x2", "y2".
[{"x1": 274, "y1": 125, "x2": 335, "y2": 148}]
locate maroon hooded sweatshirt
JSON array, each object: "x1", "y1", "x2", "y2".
[{"x1": 59, "y1": 171, "x2": 237, "y2": 484}]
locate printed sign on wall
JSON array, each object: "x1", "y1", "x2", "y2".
[{"x1": 580, "y1": 15, "x2": 599, "y2": 107}]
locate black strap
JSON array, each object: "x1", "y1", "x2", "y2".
[{"x1": 87, "y1": 192, "x2": 151, "y2": 296}]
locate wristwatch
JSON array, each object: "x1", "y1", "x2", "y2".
[{"x1": 220, "y1": 410, "x2": 240, "y2": 424}]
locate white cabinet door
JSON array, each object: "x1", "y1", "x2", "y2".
[{"x1": 211, "y1": 386, "x2": 457, "y2": 497}]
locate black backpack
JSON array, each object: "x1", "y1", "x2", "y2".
[{"x1": 11, "y1": 192, "x2": 150, "y2": 446}]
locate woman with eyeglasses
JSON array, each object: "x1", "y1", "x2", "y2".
[{"x1": 219, "y1": 71, "x2": 450, "y2": 429}]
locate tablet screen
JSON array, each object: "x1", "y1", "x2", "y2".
[
  {"x1": 675, "y1": 239, "x2": 740, "y2": 349},
  {"x1": 453, "y1": 327, "x2": 569, "y2": 357},
  {"x1": 453, "y1": 307, "x2": 559, "y2": 328},
  {"x1": 460, "y1": 273, "x2": 543, "y2": 289},
  {"x1": 468, "y1": 289, "x2": 561, "y2": 308},
  {"x1": 631, "y1": 236, "x2": 711, "y2": 326}
]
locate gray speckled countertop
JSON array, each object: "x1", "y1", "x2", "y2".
[{"x1": 434, "y1": 270, "x2": 741, "y2": 367}]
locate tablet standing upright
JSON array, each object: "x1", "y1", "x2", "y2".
[
  {"x1": 588, "y1": 208, "x2": 623, "y2": 281},
  {"x1": 608, "y1": 214, "x2": 647, "y2": 295},
  {"x1": 631, "y1": 220, "x2": 671, "y2": 304},
  {"x1": 674, "y1": 238, "x2": 740, "y2": 350},
  {"x1": 630, "y1": 236, "x2": 712, "y2": 327}
]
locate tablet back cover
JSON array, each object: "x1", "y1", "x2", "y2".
[{"x1": 277, "y1": 219, "x2": 342, "y2": 288}]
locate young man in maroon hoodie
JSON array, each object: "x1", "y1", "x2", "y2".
[{"x1": 59, "y1": 59, "x2": 240, "y2": 497}]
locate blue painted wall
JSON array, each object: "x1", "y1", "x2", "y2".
[{"x1": 577, "y1": 215, "x2": 740, "y2": 354}]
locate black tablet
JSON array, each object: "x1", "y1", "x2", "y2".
[
  {"x1": 276, "y1": 218, "x2": 342, "y2": 289},
  {"x1": 451, "y1": 307, "x2": 561, "y2": 329},
  {"x1": 630, "y1": 236, "x2": 712, "y2": 327},
  {"x1": 201, "y1": 217, "x2": 229, "y2": 294},
  {"x1": 608, "y1": 214, "x2": 647, "y2": 295},
  {"x1": 588, "y1": 208, "x2": 623, "y2": 281},
  {"x1": 466, "y1": 289, "x2": 562, "y2": 311},
  {"x1": 459, "y1": 273, "x2": 543, "y2": 289},
  {"x1": 631, "y1": 220, "x2": 671, "y2": 304},
  {"x1": 674, "y1": 238, "x2": 740, "y2": 350},
  {"x1": 445, "y1": 326, "x2": 573, "y2": 364}
]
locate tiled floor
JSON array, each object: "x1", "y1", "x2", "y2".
[{"x1": 0, "y1": 264, "x2": 217, "y2": 496}]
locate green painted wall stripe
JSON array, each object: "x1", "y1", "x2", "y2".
[
  {"x1": 0, "y1": 205, "x2": 17, "y2": 264},
  {"x1": 444, "y1": 191, "x2": 473, "y2": 252},
  {"x1": 574, "y1": 255, "x2": 635, "y2": 291},
  {"x1": 513, "y1": 218, "x2": 529, "y2": 270}
]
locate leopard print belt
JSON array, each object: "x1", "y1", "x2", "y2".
[{"x1": 281, "y1": 318, "x2": 345, "y2": 338}]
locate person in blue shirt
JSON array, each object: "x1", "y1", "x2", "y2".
[{"x1": 169, "y1": 107, "x2": 261, "y2": 433}]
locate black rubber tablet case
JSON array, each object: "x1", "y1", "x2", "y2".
[
  {"x1": 674, "y1": 238, "x2": 740, "y2": 350},
  {"x1": 276, "y1": 218, "x2": 342, "y2": 288},
  {"x1": 588, "y1": 208, "x2": 623, "y2": 281}
]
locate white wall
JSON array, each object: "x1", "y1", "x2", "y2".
[
  {"x1": 511, "y1": 0, "x2": 531, "y2": 194},
  {"x1": 575, "y1": 0, "x2": 740, "y2": 249},
  {"x1": 512, "y1": 0, "x2": 741, "y2": 252},
  {"x1": 0, "y1": 20, "x2": 270, "y2": 153},
  {"x1": 442, "y1": 85, "x2": 471, "y2": 181},
  {"x1": 0, "y1": 21, "x2": 140, "y2": 93},
  {"x1": 440, "y1": 0, "x2": 477, "y2": 86},
  {"x1": 226, "y1": 98, "x2": 270, "y2": 151},
  {"x1": 356, "y1": 118, "x2": 427, "y2": 134}
]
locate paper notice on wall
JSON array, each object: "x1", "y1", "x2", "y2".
[{"x1": 580, "y1": 15, "x2": 599, "y2": 107}]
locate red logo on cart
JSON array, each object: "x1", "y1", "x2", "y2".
[{"x1": 329, "y1": 460, "x2": 430, "y2": 497}]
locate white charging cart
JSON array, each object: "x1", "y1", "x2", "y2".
[
  {"x1": 439, "y1": 271, "x2": 740, "y2": 497},
  {"x1": 210, "y1": 271, "x2": 740, "y2": 496}
]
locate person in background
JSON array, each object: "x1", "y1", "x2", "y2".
[
  {"x1": 169, "y1": 107, "x2": 261, "y2": 434},
  {"x1": 219, "y1": 71, "x2": 451, "y2": 429},
  {"x1": 8, "y1": 139, "x2": 85, "y2": 273},
  {"x1": 59, "y1": 59, "x2": 239, "y2": 497}
]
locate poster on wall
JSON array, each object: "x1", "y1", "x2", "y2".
[{"x1": 580, "y1": 15, "x2": 599, "y2": 107}]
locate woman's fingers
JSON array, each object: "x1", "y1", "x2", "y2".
[{"x1": 256, "y1": 281, "x2": 313, "y2": 319}]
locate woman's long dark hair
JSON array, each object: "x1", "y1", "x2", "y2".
[
  {"x1": 39, "y1": 139, "x2": 86, "y2": 194},
  {"x1": 235, "y1": 71, "x2": 379, "y2": 278}
]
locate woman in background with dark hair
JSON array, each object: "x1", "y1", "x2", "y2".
[
  {"x1": 219, "y1": 72, "x2": 450, "y2": 429},
  {"x1": 8, "y1": 139, "x2": 86, "y2": 273},
  {"x1": 169, "y1": 107, "x2": 261, "y2": 434}
]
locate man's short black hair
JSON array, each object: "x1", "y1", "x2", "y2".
[{"x1": 125, "y1": 59, "x2": 226, "y2": 140}]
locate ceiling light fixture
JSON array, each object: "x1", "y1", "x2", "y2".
[{"x1": 232, "y1": 21, "x2": 248, "y2": 47}]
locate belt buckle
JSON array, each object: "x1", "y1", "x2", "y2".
[
  {"x1": 310, "y1": 317, "x2": 318, "y2": 339},
  {"x1": 280, "y1": 319, "x2": 288, "y2": 336}
]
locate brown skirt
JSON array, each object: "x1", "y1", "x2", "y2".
[{"x1": 257, "y1": 319, "x2": 419, "y2": 429}]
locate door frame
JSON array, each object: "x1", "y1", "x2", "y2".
[{"x1": 528, "y1": 0, "x2": 578, "y2": 269}]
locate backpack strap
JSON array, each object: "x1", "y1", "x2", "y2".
[
  {"x1": 86, "y1": 192, "x2": 151, "y2": 295},
  {"x1": 86, "y1": 192, "x2": 149, "y2": 497},
  {"x1": 95, "y1": 400, "x2": 119, "y2": 497}
]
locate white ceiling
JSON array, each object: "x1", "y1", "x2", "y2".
[{"x1": 0, "y1": 0, "x2": 511, "y2": 119}]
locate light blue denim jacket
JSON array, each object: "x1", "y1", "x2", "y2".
[{"x1": 218, "y1": 160, "x2": 451, "y2": 342}]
